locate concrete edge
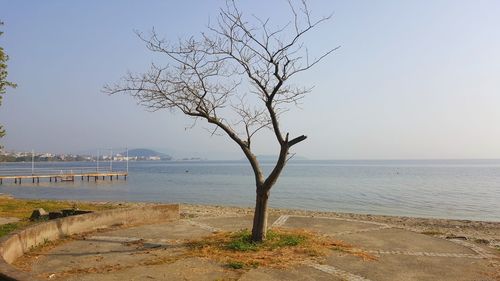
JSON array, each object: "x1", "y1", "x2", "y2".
[{"x1": 0, "y1": 204, "x2": 180, "y2": 281}]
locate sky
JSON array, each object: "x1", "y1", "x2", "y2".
[{"x1": 0, "y1": 0, "x2": 499, "y2": 160}]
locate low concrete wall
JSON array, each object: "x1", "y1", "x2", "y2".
[{"x1": 0, "y1": 204, "x2": 179, "y2": 281}]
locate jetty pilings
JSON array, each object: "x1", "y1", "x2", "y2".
[{"x1": 0, "y1": 172, "x2": 128, "y2": 185}]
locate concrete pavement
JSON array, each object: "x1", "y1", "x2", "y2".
[{"x1": 12, "y1": 214, "x2": 499, "y2": 281}]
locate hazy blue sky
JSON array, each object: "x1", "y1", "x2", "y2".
[{"x1": 1, "y1": 0, "x2": 499, "y2": 160}]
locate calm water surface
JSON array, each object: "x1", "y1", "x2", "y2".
[{"x1": 0, "y1": 160, "x2": 499, "y2": 221}]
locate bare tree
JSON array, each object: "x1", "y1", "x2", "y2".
[{"x1": 104, "y1": 0, "x2": 337, "y2": 242}]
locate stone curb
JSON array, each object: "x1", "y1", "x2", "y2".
[{"x1": 0, "y1": 204, "x2": 179, "y2": 281}]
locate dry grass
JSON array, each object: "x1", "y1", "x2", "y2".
[
  {"x1": 12, "y1": 228, "x2": 376, "y2": 279},
  {"x1": 0, "y1": 196, "x2": 122, "y2": 237},
  {"x1": 0, "y1": 196, "x2": 119, "y2": 219},
  {"x1": 185, "y1": 228, "x2": 376, "y2": 269},
  {"x1": 13, "y1": 237, "x2": 74, "y2": 272},
  {"x1": 36, "y1": 263, "x2": 132, "y2": 280}
]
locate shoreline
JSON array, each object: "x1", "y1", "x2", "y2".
[
  {"x1": 181, "y1": 203, "x2": 500, "y2": 246},
  {"x1": 2, "y1": 193, "x2": 498, "y2": 223},
  {"x1": 1, "y1": 193, "x2": 498, "y2": 249},
  {"x1": 2, "y1": 159, "x2": 499, "y2": 223}
]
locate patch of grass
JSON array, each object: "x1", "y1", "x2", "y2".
[
  {"x1": 268, "y1": 230, "x2": 306, "y2": 247},
  {"x1": 186, "y1": 228, "x2": 375, "y2": 269},
  {"x1": 0, "y1": 220, "x2": 32, "y2": 238},
  {"x1": 227, "y1": 261, "x2": 245, "y2": 269},
  {"x1": 226, "y1": 237, "x2": 257, "y2": 252},
  {"x1": 0, "y1": 196, "x2": 121, "y2": 238},
  {"x1": 0, "y1": 196, "x2": 118, "y2": 219},
  {"x1": 225, "y1": 229, "x2": 306, "y2": 252},
  {"x1": 0, "y1": 222, "x2": 20, "y2": 237}
]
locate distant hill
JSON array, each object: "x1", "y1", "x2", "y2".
[{"x1": 124, "y1": 148, "x2": 172, "y2": 160}]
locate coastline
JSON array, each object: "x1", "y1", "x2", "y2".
[
  {"x1": 182, "y1": 203, "x2": 500, "y2": 247},
  {"x1": 1, "y1": 193, "x2": 497, "y2": 249},
  {"x1": 2, "y1": 159, "x2": 499, "y2": 223}
]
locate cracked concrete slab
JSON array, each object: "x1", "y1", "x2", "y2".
[
  {"x1": 282, "y1": 216, "x2": 385, "y2": 234},
  {"x1": 239, "y1": 265, "x2": 342, "y2": 281},
  {"x1": 63, "y1": 257, "x2": 241, "y2": 281},
  {"x1": 10, "y1": 214, "x2": 499, "y2": 281},
  {"x1": 92, "y1": 219, "x2": 213, "y2": 240},
  {"x1": 189, "y1": 215, "x2": 280, "y2": 232},
  {"x1": 325, "y1": 252, "x2": 496, "y2": 281},
  {"x1": 336, "y1": 228, "x2": 477, "y2": 254}
]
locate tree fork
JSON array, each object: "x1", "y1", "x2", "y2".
[{"x1": 251, "y1": 143, "x2": 290, "y2": 242}]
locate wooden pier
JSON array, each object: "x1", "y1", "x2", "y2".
[
  {"x1": 0, "y1": 171, "x2": 128, "y2": 184},
  {"x1": 1, "y1": 148, "x2": 130, "y2": 185}
]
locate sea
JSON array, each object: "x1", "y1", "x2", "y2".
[{"x1": 0, "y1": 159, "x2": 499, "y2": 222}]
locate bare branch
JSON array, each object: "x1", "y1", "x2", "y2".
[{"x1": 105, "y1": 0, "x2": 335, "y2": 195}]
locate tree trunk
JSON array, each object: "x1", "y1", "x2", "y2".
[
  {"x1": 250, "y1": 145, "x2": 289, "y2": 242},
  {"x1": 251, "y1": 188, "x2": 270, "y2": 242}
]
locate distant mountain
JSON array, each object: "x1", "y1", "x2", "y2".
[{"x1": 124, "y1": 148, "x2": 172, "y2": 160}]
